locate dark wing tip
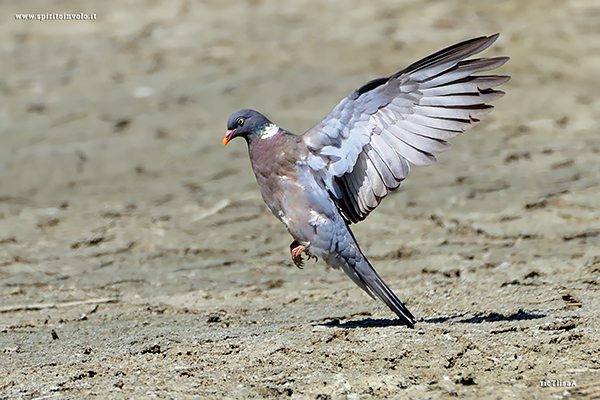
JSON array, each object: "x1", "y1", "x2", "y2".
[
  {"x1": 350, "y1": 34, "x2": 503, "y2": 100},
  {"x1": 395, "y1": 34, "x2": 502, "y2": 79}
]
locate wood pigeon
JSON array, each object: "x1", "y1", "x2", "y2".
[{"x1": 223, "y1": 34, "x2": 509, "y2": 328}]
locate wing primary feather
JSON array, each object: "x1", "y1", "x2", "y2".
[
  {"x1": 380, "y1": 130, "x2": 438, "y2": 166},
  {"x1": 395, "y1": 34, "x2": 499, "y2": 80},
  {"x1": 419, "y1": 89, "x2": 505, "y2": 106},
  {"x1": 398, "y1": 120, "x2": 462, "y2": 140},
  {"x1": 405, "y1": 113, "x2": 475, "y2": 132},
  {"x1": 414, "y1": 104, "x2": 494, "y2": 120},
  {"x1": 421, "y1": 75, "x2": 510, "y2": 98},
  {"x1": 420, "y1": 57, "x2": 510, "y2": 89},
  {"x1": 388, "y1": 124, "x2": 452, "y2": 154}
]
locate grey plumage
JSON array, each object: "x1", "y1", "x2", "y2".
[
  {"x1": 224, "y1": 34, "x2": 509, "y2": 327},
  {"x1": 303, "y1": 34, "x2": 509, "y2": 223}
]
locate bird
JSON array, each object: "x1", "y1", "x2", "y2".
[{"x1": 222, "y1": 34, "x2": 509, "y2": 328}]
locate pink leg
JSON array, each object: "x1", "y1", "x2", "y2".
[
  {"x1": 290, "y1": 240, "x2": 306, "y2": 268},
  {"x1": 290, "y1": 240, "x2": 317, "y2": 269}
]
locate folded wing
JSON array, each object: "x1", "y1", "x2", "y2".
[{"x1": 302, "y1": 34, "x2": 510, "y2": 223}]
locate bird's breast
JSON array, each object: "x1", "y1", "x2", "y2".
[{"x1": 247, "y1": 134, "x2": 339, "y2": 246}]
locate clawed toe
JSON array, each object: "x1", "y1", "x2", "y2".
[
  {"x1": 290, "y1": 241, "x2": 304, "y2": 268},
  {"x1": 290, "y1": 241, "x2": 317, "y2": 269},
  {"x1": 292, "y1": 252, "x2": 304, "y2": 269}
]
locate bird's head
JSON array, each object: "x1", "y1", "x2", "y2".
[{"x1": 223, "y1": 109, "x2": 273, "y2": 145}]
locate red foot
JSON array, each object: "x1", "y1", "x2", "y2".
[{"x1": 290, "y1": 240, "x2": 317, "y2": 269}]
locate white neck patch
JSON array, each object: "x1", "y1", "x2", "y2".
[{"x1": 261, "y1": 123, "x2": 279, "y2": 139}]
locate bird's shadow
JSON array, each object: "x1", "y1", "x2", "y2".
[
  {"x1": 322, "y1": 317, "x2": 410, "y2": 329},
  {"x1": 320, "y1": 309, "x2": 546, "y2": 329},
  {"x1": 426, "y1": 309, "x2": 547, "y2": 324}
]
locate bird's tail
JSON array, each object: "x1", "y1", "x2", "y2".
[
  {"x1": 335, "y1": 228, "x2": 416, "y2": 328},
  {"x1": 341, "y1": 254, "x2": 416, "y2": 328}
]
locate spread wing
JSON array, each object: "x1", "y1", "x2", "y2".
[{"x1": 302, "y1": 34, "x2": 510, "y2": 223}]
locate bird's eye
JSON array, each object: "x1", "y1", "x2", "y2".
[{"x1": 236, "y1": 118, "x2": 245, "y2": 127}]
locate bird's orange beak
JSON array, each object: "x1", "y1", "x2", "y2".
[{"x1": 223, "y1": 129, "x2": 235, "y2": 146}]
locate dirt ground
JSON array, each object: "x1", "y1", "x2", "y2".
[{"x1": 1, "y1": 0, "x2": 600, "y2": 398}]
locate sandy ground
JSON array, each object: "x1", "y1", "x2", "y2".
[{"x1": 1, "y1": 0, "x2": 600, "y2": 398}]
